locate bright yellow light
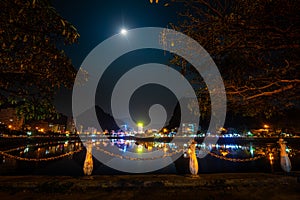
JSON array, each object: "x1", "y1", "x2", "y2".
[
  {"x1": 163, "y1": 128, "x2": 168, "y2": 133},
  {"x1": 269, "y1": 153, "x2": 274, "y2": 161},
  {"x1": 137, "y1": 144, "x2": 143, "y2": 153},
  {"x1": 220, "y1": 150, "x2": 229, "y2": 156},
  {"x1": 264, "y1": 124, "x2": 269, "y2": 129},
  {"x1": 220, "y1": 127, "x2": 226, "y2": 131},
  {"x1": 39, "y1": 128, "x2": 44, "y2": 133},
  {"x1": 8, "y1": 125, "x2": 12, "y2": 129},
  {"x1": 137, "y1": 122, "x2": 143, "y2": 127}
]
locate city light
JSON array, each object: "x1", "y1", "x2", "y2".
[
  {"x1": 264, "y1": 124, "x2": 269, "y2": 129},
  {"x1": 268, "y1": 153, "x2": 274, "y2": 165},
  {"x1": 137, "y1": 144, "x2": 143, "y2": 153},
  {"x1": 163, "y1": 146, "x2": 168, "y2": 152},
  {"x1": 137, "y1": 122, "x2": 144, "y2": 133}
]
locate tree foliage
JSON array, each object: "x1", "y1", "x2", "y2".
[
  {"x1": 170, "y1": 0, "x2": 299, "y2": 118},
  {"x1": 0, "y1": 0, "x2": 79, "y2": 120}
]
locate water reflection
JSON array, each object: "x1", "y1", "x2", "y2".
[
  {"x1": 0, "y1": 138, "x2": 299, "y2": 175},
  {"x1": 90, "y1": 138, "x2": 299, "y2": 174},
  {"x1": 90, "y1": 138, "x2": 298, "y2": 162},
  {"x1": 1, "y1": 140, "x2": 82, "y2": 160}
]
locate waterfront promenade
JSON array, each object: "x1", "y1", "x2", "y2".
[
  {"x1": 1, "y1": 136, "x2": 299, "y2": 199},
  {"x1": 0, "y1": 173, "x2": 299, "y2": 200}
]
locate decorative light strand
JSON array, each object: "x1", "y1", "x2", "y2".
[
  {"x1": 0, "y1": 148, "x2": 83, "y2": 162},
  {"x1": 201, "y1": 148, "x2": 265, "y2": 162},
  {"x1": 95, "y1": 146, "x2": 183, "y2": 161}
]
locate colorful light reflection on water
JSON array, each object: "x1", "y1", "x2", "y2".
[{"x1": 0, "y1": 138, "x2": 299, "y2": 175}]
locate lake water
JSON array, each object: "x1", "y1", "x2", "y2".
[{"x1": 0, "y1": 137, "x2": 299, "y2": 175}]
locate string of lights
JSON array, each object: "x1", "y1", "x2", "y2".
[
  {"x1": 94, "y1": 146, "x2": 183, "y2": 161},
  {"x1": 3, "y1": 141, "x2": 296, "y2": 163},
  {"x1": 201, "y1": 148, "x2": 265, "y2": 162},
  {"x1": 1, "y1": 141, "x2": 75, "y2": 153},
  {"x1": 0, "y1": 148, "x2": 83, "y2": 162},
  {"x1": 94, "y1": 142, "x2": 266, "y2": 162},
  {"x1": 2, "y1": 146, "x2": 29, "y2": 153}
]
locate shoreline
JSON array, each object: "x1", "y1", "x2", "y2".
[{"x1": 1, "y1": 135, "x2": 300, "y2": 144}]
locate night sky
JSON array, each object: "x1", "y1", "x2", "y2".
[{"x1": 51, "y1": 0, "x2": 184, "y2": 121}]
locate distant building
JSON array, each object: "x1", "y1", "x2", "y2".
[
  {"x1": 181, "y1": 123, "x2": 196, "y2": 134},
  {"x1": 0, "y1": 107, "x2": 68, "y2": 133},
  {"x1": 85, "y1": 127, "x2": 97, "y2": 134},
  {"x1": 0, "y1": 108, "x2": 24, "y2": 130},
  {"x1": 66, "y1": 117, "x2": 76, "y2": 133},
  {"x1": 26, "y1": 120, "x2": 66, "y2": 133}
]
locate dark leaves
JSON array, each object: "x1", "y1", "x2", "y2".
[
  {"x1": 173, "y1": 0, "x2": 299, "y2": 117},
  {"x1": 0, "y1": 0, "x2": 80, "y2": 120}
]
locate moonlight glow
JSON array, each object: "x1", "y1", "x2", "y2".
[{"x1": 120, "y1": 28, "x2": 128, "y2": 35}]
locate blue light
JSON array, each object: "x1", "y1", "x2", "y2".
[{"x1": 250, "y1": 147, "x2": 254, "y2": 157}]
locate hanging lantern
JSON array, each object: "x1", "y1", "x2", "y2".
[
  {"x1": 278, "y1": 139, "x2": 292, "y2": 173},
  {"x1": 188, "y1": 141, "x2": 198, "y2": 175},
  {"x1": 83, "y1": 141, "x2": 93, "y2": 176}
]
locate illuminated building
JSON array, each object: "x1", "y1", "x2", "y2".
[
  {"x1": 0, "y1": 108, "x2": 24, "y2": 130},
  {"x1": 66, "y1": 117, "x2": 76, "y2": 133},
  {"x1": 181, "y1": 123, "x2": 196, "y2": 134},
  {"x1": 137, "y1": 122, "x2": 144, "y2": 134}
]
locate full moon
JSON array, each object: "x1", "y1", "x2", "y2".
[{"x1": 120, "y1": 29, "x2": 128, "y2": 35}]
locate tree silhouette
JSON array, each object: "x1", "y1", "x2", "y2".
[
  {"x1": 0, "y1": 0, "x2": 79, "y2": 120},
  {"x1": 169, "y1": 0, "x2": 299, "y2": 118}
]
